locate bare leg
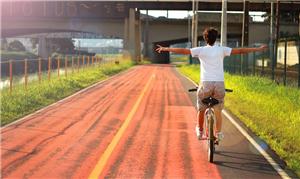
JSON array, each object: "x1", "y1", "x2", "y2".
[
  {"x1": 197, "y1": 110, "x2": 205, "y2": 131},
  {"x1": 215, "y1": 109, "x2": 222, "y2": 133}
]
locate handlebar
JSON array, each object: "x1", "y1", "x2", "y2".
[
  {"x1": 188, "y1": 88, "x2": 198, "y2": 92},
  {"x1": 188, "y1": 87, "x2": 233, "y2": 92},
  {"x1": 225, "y1": 89, "x2": 233, "y2": 92}
]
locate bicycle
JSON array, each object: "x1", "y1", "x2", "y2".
[{"x1": 189, "y1": 87, "x2": 233, "y2": 162}]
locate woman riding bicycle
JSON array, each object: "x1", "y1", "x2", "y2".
[{"x1": 156, "y1": 27, "x2": 267, "y2": 141}]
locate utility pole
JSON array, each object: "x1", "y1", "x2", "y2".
[
  {"x1": 241, "y1": 0, "x2": 249, "y2": 74},
  {"x1": 191, "y1": 0, "x2": 194, "y2": 48},
  {"x1": 273, "y1": 0, "x2": 280, "y2": 80},
  {"x1": 194, "y1": 1, "x2": 198, "y2": 47},
  {"x1": 188, "y1": 12, "x2": 191, "y2": 48},
  {"x1": 299, "y1": 12, "x2": 300, "y2": 36},
  {"x1": 188, "y1": 11, "x2": 192, "y2": 64},
  {"x1": 190, "y1": 0, "x2": 198, "y2": 64},
  {"x1": 242, "y1": 0, "x2": 249, "y2": 47},
  {"x1": 221, "y1": 0, "x2": 227, "y2": 46},
  {"x1": 270, "y1": 2, "x2": 275, "y2": 79},
  {"x1": 191, "y1": 0, "x2": 198, "y2": 48}
]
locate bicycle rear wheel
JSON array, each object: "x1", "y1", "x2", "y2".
[{"x1": 208, "y1": 115, "x2": 214, "y2": 162}]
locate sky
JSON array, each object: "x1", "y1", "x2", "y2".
[{"x1": 74, "y1": 39, "x2": 123, "y2": 48}]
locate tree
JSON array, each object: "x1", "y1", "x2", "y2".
[
  {"x1": 7, "y1": 40, "x2": 26, "y2": 51},
  {"x1": 1, "y1": 38, "x2": 8, "y2": 50},
  {"x1": 48, "y1": 38, "x2": 75, "y2": 53},
  {"x1": 30, "y1": 38, "x2": 39, "y2": 49}
]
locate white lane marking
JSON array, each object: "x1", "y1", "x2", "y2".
[
  {"x1": 222, "y1": 110, "x2": 291, "y2": 179},
  {"x1": 178, "y1": 69, "x2": 291, "y2": 179}
]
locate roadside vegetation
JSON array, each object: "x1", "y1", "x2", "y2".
[
  {"x1": 178, "y1": 64, "x2": 300, "y2": 177},
  {"x1": 1, "y1": 60, "x2": 134, "y2": 126},
  {"x1": 1, "y1": 50, "x2": 38, "y2": 61}
]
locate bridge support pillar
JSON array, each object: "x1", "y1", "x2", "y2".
[
  {"x1": 38, "y1": 37, "x2": 49, "y2": 59},
  {"x1": 143, "y1": 10, "x2": 150, "y2": 59},
  {"x1": 123, "y1": 17, "x2": 130, "y2": 59},
  {"x1": 135, "y1": 11, "x2": 142, "y2": 62},
  {"x1": 124, "y1": 8, "x2": 141, "y2": 63}
]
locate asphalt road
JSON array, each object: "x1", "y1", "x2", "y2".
[{"x1": 1, "y1": 64, "x2": 283, "y2": 178}]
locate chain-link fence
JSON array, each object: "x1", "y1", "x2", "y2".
[{"x1": 224, "y1": 38, "x2": 300, "y2": 88}]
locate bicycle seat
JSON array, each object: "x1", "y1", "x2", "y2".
[{"x1": 202, "y1": 97, "x2": 219, "y2": 107}]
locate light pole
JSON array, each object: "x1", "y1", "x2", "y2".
[
  {"x1": 191, "y1": 0, "x2": 198, "y2": 48},
  {"x1": 221, "y1": 0, "x2": 227, "y2": 46}
]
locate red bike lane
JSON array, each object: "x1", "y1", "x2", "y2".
[{"x1": 1, "y1": 64, "x2": 281, "y2": 178}]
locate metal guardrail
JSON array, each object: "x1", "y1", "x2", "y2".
[{"x1": 0, "y1": 55, "x2": 105, "y2": 93}]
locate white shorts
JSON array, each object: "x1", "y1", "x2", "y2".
[{"x1": 197, "y1": 81, "x2": 225, "y2": 112}]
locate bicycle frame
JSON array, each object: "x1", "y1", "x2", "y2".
[
  {"x1": 204, "y1": 106, "x2": 216, "y2": 162},
  {"x1": 204, "y1": 107, "x2": 216, "y2": 140}
]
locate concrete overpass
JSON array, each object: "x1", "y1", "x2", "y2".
[{"x1": 1, "y1": 1, "x2": 300, "y2": 63}]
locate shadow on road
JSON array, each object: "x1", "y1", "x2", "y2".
[{"x1": 214, "y1": 150, "x2": 277, "y2": 175}]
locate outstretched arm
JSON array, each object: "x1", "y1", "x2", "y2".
[
  {"x1": 231, "y1": 44, "x2": 267, "y2": 55},
  {"x1": 155, "y1": 45, "x2": 191, "y2": 55}
]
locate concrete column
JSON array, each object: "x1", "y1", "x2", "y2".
[
  {"x1": 242, "y1": 0, "x2": 249, "y2": 47},
  {"x1": 135, "y1": 11, "x2": 141, "y2": 62},
  {"x1": 123, "y1": 17, "x2": 130, "y2": 58},
  {"x1": 128, "y1": 8, "x2": 136, "y2": 62},
  {"x1": 38, "y1": 37, "x2": 48, "y2": 59},
  {"x1": 123, "y1": 17, "x2": 129, "y2": 50},
  {"x1": 143, "y1": 10, "x2": 150, "y2": 58},
  {"x1": 221, "y1": 0, "x2": 227, "y2": 46}
]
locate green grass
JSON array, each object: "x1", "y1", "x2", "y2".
[
  {"x1": 1, "y1": 60, "x2": 134, "y2": 126},
  {"x1": 170, "y1": 55, "x2": 190, "y2": 63},
  {"x1": 178, "y1": 64, "x2": 300, "y2": 177},
  {"x1": 1, "y1": 50, "x2": 38, "y2": 60}
]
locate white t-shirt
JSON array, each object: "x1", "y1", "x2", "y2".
[{"x1": 190, "y1": 45, "x2": 232, "y2": 82}]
